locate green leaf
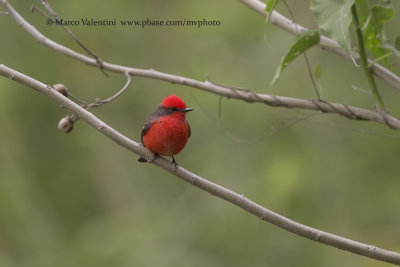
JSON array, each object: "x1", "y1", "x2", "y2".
[
  {"x1": 265, "y1": 0, "x2": 280, "y2": 25},
  {"x1": 363, "y1": 2, "x2": 394, "y2": 66},
  {"x1": 369, "y1": 4, "x2": 393, "y2": 32},
  {"x1": 355, "y1": 0, "x2": 369, "y2": 24},
  {"x1": 310, "y1": 0, "x2": 355, "y2": 53},
  {"x1": 271, "y1": 30, "x2": 320, "y2": 86}
]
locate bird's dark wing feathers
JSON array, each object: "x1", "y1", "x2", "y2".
[{"x1": 140, "y1": 120, "x2": 152, "y2": 145}]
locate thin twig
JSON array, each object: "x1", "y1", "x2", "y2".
[
  {"x1": 65, "y1": 72, "x2": 131, "y2": 110},
  {"x1": 1, "y1": 0, "x2": 400, "y2": 130},
  {"x1": 368, "y1": 52, "x2": 392, "y2": 68},
  {"x1": 31, "y1": 5, "x2": 51, "y2": 20},
  {"x1": 36, "y1": 0, "x2": 108, "y2": 77},
  {"x1": 281, "y1": 0, "x2": 320, "y2": 99},
  {"x1": 1, "y1": 64, "x2": 400, "y2": 265},
  {"x1": 351, "y1": 5, "x2": 385, "y2": 111},
  {"x1": 40, "y1": 0, "x2": 98, "y2": 60},
  {"x1": 303, "y1": 52, "x2": 320, "y2": 99},
  {"x1": 67, "y1": 92, "x2": 89, "y2": 106},
  {"x1": 92, "y1": 71, "x2": 132, "y2": 106}
]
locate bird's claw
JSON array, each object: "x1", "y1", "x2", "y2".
[{"x1": 171, "y1": 156, "x2": 179, "y2": 171}]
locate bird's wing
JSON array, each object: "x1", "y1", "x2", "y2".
[{"x1": 140, "y1": 120, "x2": 154, "y2": 145}]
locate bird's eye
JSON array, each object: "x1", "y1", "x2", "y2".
[{"x1": 171, "y1": 107, "x2": 178, "y2": 112}]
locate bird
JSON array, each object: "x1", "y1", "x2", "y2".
[{"x1": 138, "y1": 94, "x2": 193, "y2": 168}]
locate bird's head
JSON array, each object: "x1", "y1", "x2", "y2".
[{"x1": 161, "y1": 95, "x2": 193, "y2": 119}]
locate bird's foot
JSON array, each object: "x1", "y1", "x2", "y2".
[{"x1": 171, "y1": 156, "x2": 179, "y2": 171}]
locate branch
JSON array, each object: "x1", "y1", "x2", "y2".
[
  {"x1": 1, "y1": 63, "x2": 400, "y2": 265},
  {"x1": 1, "y1": 0, "x2": 400, "y2": 131},
  {"x1": 236, "y1": 0, "x2": 400, "y2": 93}
]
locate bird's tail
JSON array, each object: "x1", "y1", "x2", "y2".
[{"x1": 137, "y1": 157, "x2": 148, "y2": 163}]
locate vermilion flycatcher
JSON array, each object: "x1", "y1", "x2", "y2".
[{"x1": 138, "y1": 95, "x2": 193, "y2": 166}]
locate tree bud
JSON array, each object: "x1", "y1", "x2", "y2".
[
  {"x1": 57, "y1": 116, "x2": 74, "y2": 133},
  {"x1": 53, "y1": 84, "x2": 68, "y2": 96}
]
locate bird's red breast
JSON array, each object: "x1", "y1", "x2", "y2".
[
  {"x1": 142, "y1": 116, "x2": 190, "y2": 156},
  {"x1": 140, "y1": 95, "x2": 192, "y2": 157}
]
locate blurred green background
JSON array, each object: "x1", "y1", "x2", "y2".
[{"x1": 1, "y1": 0, "x2": 400, "y2": 266}]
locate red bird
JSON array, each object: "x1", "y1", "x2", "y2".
[{"x1": 138, "y1": 95, "x2": 193, "y2": 167}]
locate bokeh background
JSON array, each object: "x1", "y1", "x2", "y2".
[{"x1": 1, "y1": 0, "x2": 400, "y2": 266}]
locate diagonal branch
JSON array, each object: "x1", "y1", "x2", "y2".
[
  {"x1": 236, "y1": 0, "x2": 400, "y2": 93},
  {"x1": 1, "y1": 64, "x2": 400, "y2": 265},
  {"x1": 1, "y1": 0, "x2": 400, "y2": 130}
]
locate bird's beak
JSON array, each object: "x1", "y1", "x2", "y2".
[{"x1": 183, "y1": 108, "x2": 194, "y2": 112}]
